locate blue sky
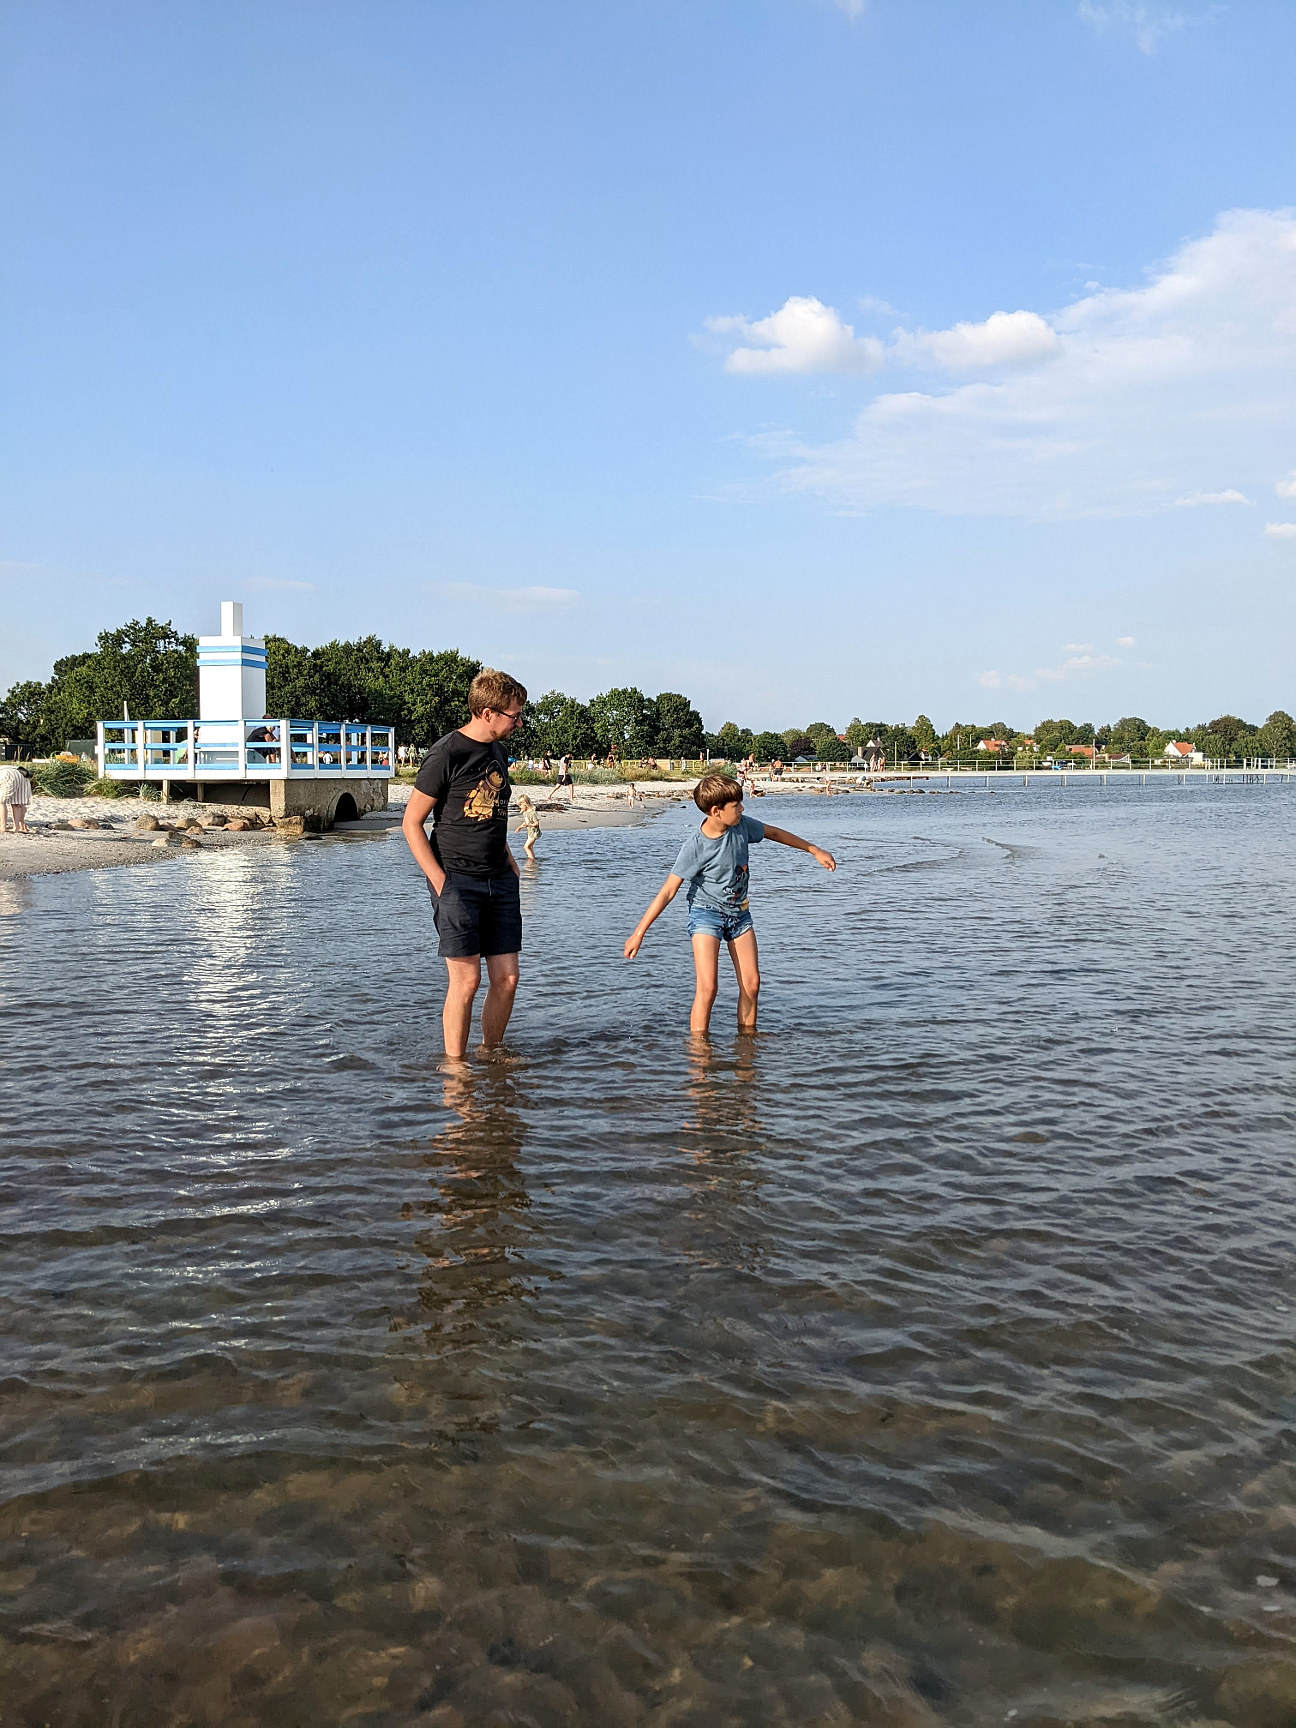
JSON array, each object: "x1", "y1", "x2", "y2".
[{"x1": 2, "y1": 0, "x2": 1294, "y2": 730}]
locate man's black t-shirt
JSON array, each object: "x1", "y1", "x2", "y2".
[{"x1": 414, "y1": 730, "x2": 512, "y2": 877}]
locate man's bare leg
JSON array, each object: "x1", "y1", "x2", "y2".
[
  {"x1": 480, "y1": 951, "x2": 519, "y2": 1048},
  {"x1": 728, "y1": 929, "x2": 760, "y2": 1031},
  {"x1": 689, "y1": 934, "x2": 721, "y2": 1035},
  {"x1": 442, "y1": 957, "x2": 482, "y2": 1062}
]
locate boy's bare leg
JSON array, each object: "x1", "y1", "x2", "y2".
[
  {"x1": 727, "y1": 929, "x2": 760, "y2": 1031},
  {"x1": 480, "y1": 951, "x2": 520, "y2": 1048},
  {"x1": 442, "y1": 957, "x2": 482, "y2": 1061},
  {"x1": 689, "y1": 934, "x2": 721, "y2": 1034}
]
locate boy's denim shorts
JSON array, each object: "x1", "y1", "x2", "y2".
[
  {"x1": 687, "y1": 902, "x2": 754, "y2": 943},
  {"x1": 428, "y1": 870, "x2": 522, "y2": 959}
]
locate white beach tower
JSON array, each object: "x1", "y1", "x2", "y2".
[
  {"x1": 96, "y1": 598, "x2": 395, "y2": 827},
  {"x1": 198, "y1": 601, "x2": 268, "y2": 723}
]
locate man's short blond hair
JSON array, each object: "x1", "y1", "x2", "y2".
[
  {"x1": 693, "y1": 772, "x2": 743, "y2": 813},
  {"x1": 468, "y1": 668, "x2": 528, "y2": 717}
]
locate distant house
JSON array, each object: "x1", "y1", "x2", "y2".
[
  {"x1": 1164, "y1": 740, "x2": 1205, "y2": 765},
  {"x1": 1066, "y1": 744, "x2": 1097, "y2": 759},
  {"x1": 1102, "y1": 752, "x2": 1133, "y2": 765},
  {"x1": 977, "y1": 738, "x2": 1012, "y2": 754}
]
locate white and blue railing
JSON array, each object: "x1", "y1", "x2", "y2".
[{"x1": 96, "y1": 720, "x2": 395, "y2": 780}]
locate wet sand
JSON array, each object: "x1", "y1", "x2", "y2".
[{"x1": 0, "y1": 796, "x2": 288, "y2": 880}]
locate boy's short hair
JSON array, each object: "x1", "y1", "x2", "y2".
[
  {"x1": 468, "y1": 668, "x2": 528, "y2": 717},
  {"x1": 693, "y1": 772, "x2": 743, "y2": 813}
]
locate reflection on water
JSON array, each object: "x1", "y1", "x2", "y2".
[
  {"x1": 3, "y1": 785, "x2": 1296, "y2": 1725},
  {"x1": 410, "y1": 1066, "x2": 534, "y2": 1344}
]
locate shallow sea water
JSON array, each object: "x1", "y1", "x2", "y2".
[{"x1": 3, "y1": 782, "x2": 1296, "y2": 1728}]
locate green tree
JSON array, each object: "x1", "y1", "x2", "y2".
[
  {"x1": 844, "y1": 717, "x2": 869, "y2": 748},
  {"x1": 0, "y1": 679, "x2": 51, "y2": 756},
  {"x1": 805, "y1": 721, "x2": 838, "y2": 749},
  {"x1": 712, "y1": 721, "x2": 753, "y2": 760},
  {"x1": 1256, "y1": 710, "x2": 1296, "y2": 759},
  {"x1": 589, "y1": 687, "x2": 655, "y2": 757},
  {"x1": 1034, "y1": 718, "x2": 1079, "y2": 756},
  {"x1": 1191, "y1": 727, "x2": 1235, "y2": 762},
  {"x1": 264, "y1": 636, "x2": 320, "y2": 719},
  {"x1": 784, "y1": 732, "x2": 815, "y2": 760},
  {"x1": 266, "y1": 635, "x2": 479, "y2": 747},
  {"x1": 752, "y1": 730, "x2": 786, "y2": 763},
  {"x1": 305, "y1": 636, "x2": 396, "y2": 722},
  {"x1": 1202, "y1": 713, "x2": 1250, "y2": 749},
  {"x1": 653, "y1": 691, "x2": 705, "y2": 757},
  {"x1": 913, "y1": 714, "x2": 937, "y2": 753},
  {"x1": 531, "y1": 691, "x2": 595, "y2": 757},
  {"x1": 879, "y1": 725, "x2": 918, "y2": 764},
  {"x1": 40, "y1": 618, "x2": 197, "y2": 748},
  {"x1": 1107, "y1": 715, "x2": 1150, "y2": 755}
]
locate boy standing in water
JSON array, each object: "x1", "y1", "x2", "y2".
[
  {"x1": 623, "y1": 772, "x2": 835, "y2": 1034},
  {"x1": 402, "y1": 669, "x2": 528, "y2": 1061}
]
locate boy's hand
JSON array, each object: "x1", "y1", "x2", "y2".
[
  {"x1": 624, "y1": 932, "x2": 643, "y2": 958},
  {"x1": 810, "y1": 845, "x2": 837, "y2": 871}
]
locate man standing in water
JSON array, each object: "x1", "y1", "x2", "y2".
[{"x1": 402, "y1": 669, "x2": 528, "y2": 1061}]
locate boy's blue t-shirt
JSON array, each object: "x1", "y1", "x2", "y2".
[{"x1": 671, "y1": 815, "x2": 766, "y2": 910}]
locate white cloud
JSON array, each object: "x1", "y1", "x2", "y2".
[
  {"x1": 1116, "y1": 635, "x2": 1137, "y2": 646},
  {"x1": 708, "y1": 297, "x2": 883, "y2": 375},
  {"x1": 722, "y1": 209, "x2": 1296, "y2": 520},
  {"x1": 1175, "y1": 489, "x2": 1252, "y2": 506},
  {"x1": 831, "y1": 0, "x2": 866, "y2": 14},
  {"x1": 898, "y1": 310, "x2": 1061, "y2": 370},
  {"x1": 434, "y1": 583, "x2": 580, "y2": 612},
  {"x1": 1077, "y1": 2, "x2": 1203, "y2": 55},
  {"x1": 979, "y1": 647, "x2": 1125, "y2": 695},
  {"x1": 1276, "y1": 470, "x2": 1296, "y2": 498},
  {"x1": 1263, "y1": 522, "x2": 1296, "y2": 539}
]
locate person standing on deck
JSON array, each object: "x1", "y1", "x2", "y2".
[{"x1": 402, "y1": 669, "x2": 528, "y2": 1062}]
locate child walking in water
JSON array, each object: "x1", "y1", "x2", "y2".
[
  {"x1": 623, "y1": 772, "x2": 835, "y2": 1034},
  {"x1": 514, "y1": 792, "x2": 542, "y2": 859}
]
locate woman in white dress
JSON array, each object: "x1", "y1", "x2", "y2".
[{"x1": 0, "y1": 764, "x2": 33, "y2": 833}]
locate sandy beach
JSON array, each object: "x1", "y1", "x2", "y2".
[
  {"x1": 0, "y1": 793, "x2": 311, "y2": 881},
  {"x1": 0, "y1": 771, "x2": 912, "y2": 880},
  {"x1": 0, "y1": 779, "x2": 696, "y2": 879}
]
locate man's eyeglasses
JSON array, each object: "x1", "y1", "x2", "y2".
[{"x1": 495, "y1": 708, "x2": 525, "y2": 725}]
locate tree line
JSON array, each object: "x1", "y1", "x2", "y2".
[
  {"x1": 2, "y1": 617, "x2": 1291, "y2": 766},
  {"x1": 0, "y1": 620, "x2": 706, "y2": 761}
]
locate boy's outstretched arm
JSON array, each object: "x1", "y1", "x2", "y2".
[
  {"x1": 624, "y1": 874, "x2": 685, "y2": 957},
  {"x1": 761, "y1": 825, "x2": 837, "y2": 871}
]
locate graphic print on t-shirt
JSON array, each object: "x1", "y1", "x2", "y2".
[{"x1": 463, "y1": 767, "x2": 506, "y2": 821}]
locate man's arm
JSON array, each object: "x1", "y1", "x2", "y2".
[
  {"x1": 624, "y1": 874, "x2": 685, "y2": 957},
  {"x1": 401, "y1": 788, "x2": 446, "y2": 893},
  {"x1": 761, "y1": 824, "x2": 836, "y2": 871}
]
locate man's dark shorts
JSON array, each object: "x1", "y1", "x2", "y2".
[{"x1": 428, "y1": 870, "x2": 522, "y2": 959}]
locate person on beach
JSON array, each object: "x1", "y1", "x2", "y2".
[
  {"x1": 623, "y1": 771, "x2": 835, "y2": 1035},
  {"x1": 0, "y1": 764, "x2": 34, "y2": 832},
  {"x1": 514, "y1": 792, "x2": 542, "y2": 859},
  {"x1": 554, "y1": 754, "x2": 576, "y2": 802},
  {"x1": 402, "y1": 669, "x2": 528, "y2": 1062},
  {"x1": 0, "y1": 763, "x2": 32, "y2": 833}
]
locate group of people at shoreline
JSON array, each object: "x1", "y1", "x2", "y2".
[{"x1": 401, "y1": 669, "x2": 835, "y2": 1061}]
